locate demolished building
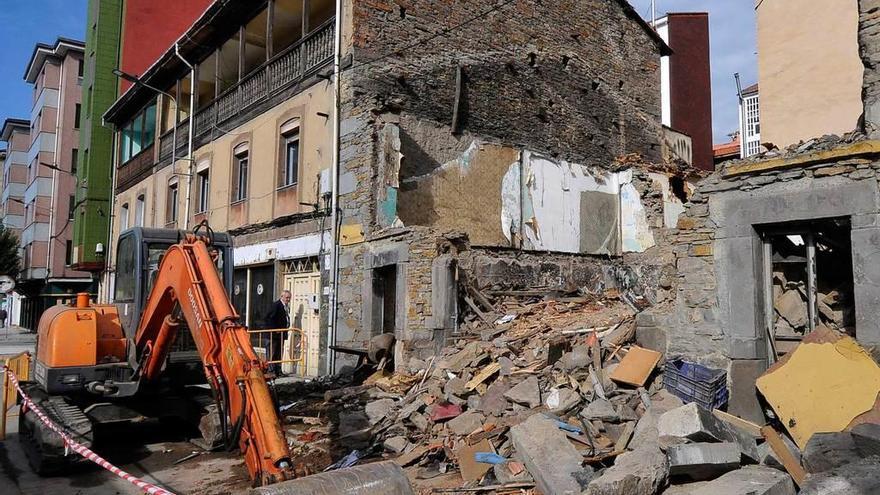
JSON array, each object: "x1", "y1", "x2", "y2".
[{"x1": 330, "y1": 0, "x2": 697, "y2": 371}]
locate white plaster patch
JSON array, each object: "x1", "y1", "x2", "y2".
[
  {"x1": 501, "y1": 159, "x2": 522, "y2": 244},
  {"x1": 620, "y1": 170, "x2": 656, "y2": 253}
]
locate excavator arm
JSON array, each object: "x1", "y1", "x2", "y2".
[{"x1": 132, "y1": 233, "x2": 291, "y2": 485}]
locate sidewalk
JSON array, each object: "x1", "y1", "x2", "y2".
[{"x1": 0, "y1": 326, "x2": 35, "y2": 358}]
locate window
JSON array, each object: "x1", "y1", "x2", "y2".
[
  {"x1": 71, "y1": 148, "x2": 78, "y2": 175},
  {"x1": 77, "y1": 58, "x2": 84, "y2": 78},
  {"x1": 65, "y1": 240, "x2": 73, "y2": 266},
  {"x1": 167, "y1": 180, "x2": 179, "y2": 224},
  {"x1": 120, "y1": 202, "x2": 130, "y2": 231},
  {"x1": 120, "y1": 102, "x2": 157, "y2": 162},
  {"x1": 232, "y1": 145, "x2": 249, "y2": 202},
  {"x1": 280, "y1": 125, "x2": 300, "y2": 187},
  {"x1": 243, "y1": 9, "x2": 269, "y2": 76},
  {"x1": 135, "y1": 194, "x2": 145, "y2": 227},
  {"x1": 68, "y1": 194, "x2": 76, "y2": 220},
  {"x1": 114, "y1": 234, "x2": 136, "y2": 302},
  {"x1": 197, "y1": 169, "x2": 210, "y2": 213},
  {"x1": 74, "y1": 103, "x2": 81, "y2": 129},
  {"x1": 273, "y1": 0, "x2": 304, "y2": 55}
]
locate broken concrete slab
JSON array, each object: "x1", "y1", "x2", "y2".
[
  {"x1": 689, "y1": 465, "x2": 796, "y2": 495},
  {"x1": 509, "y1": 413, "x2": 594, "y2": 495},
  {"x1": 667, "y1": 442, "x2": 741, "y2": 480},
  {"x1": 559, "y1": 346, "x2": 590, "y2": 371},
  {"x1": 582, "y1": 399, "x2": 620, "y2": 422},
  {"x1": 478, "y1": 379, "x2": 511, "y2": 417},
  {"x1": 545, "y1": 387, "x2": 581, "y2": 414},
  {"x1": 365, "y1": 398, "x2": 395, "y2": 425},
  {"x1": 503, "y1": 376, "x2": 541, "y2": 408},
  {"x1": 727, "y1": 359, "x2": 767, "y2": 425},
  {"x1": 802, "y1": 432, "x2": 861, "y2": 473},
  {"x1": 850, "y1": 422, "x2": 880, "y2": 457},
  {"x1": 383, "y1": 435, "x2": 410, "y2": 453},
  {"x1": 630, "y1": 411, "x2": 660, "y2": 451},
  {"x1": 799, "y1": 455, "x2": 880, "y2": 495},
  {"x1": 447, "y1": 410, "x2": 485, "y2": 436},
  {"x1": 585, "y1": 445, "x2": 669, "y2": 495},
  {"x1": 658, "y1": 403, "x2": 760, "y2": 461}
]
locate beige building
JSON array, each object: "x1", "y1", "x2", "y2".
[
  {"x1": 756, "y1": 0, "x2": 863, "y2": 148},
  {"x1": 105, "y1": 0, "x2": 336, "y2": 376}
]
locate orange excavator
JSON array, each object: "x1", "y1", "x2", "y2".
[{"x1": 19, "y1": 224, "x2": 291, "y2": 485}]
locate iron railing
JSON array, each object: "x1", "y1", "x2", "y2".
[{"x1": 157, "y1": 19, "x2": 335, "y2": 164}]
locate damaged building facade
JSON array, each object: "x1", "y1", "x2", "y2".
[
  {"x1": 640, "y1": 0, "x2": 880, "y2": 423},
  {"x1": 330, "y1": 0, "x2": 696, "y2": 370},
  {"x1": 101, "y1": 0, "x2": 696, "y2": 375}
]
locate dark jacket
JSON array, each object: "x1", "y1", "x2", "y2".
[{"x1": 264, "y1": 300, "x2": 290, "y2": 330}]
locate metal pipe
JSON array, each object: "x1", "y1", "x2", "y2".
[
  {"x1": 326, "y1": 0, "x2": 343, "y2": 375},
  {"x1": 175, "y1": 43, "x2": 196, "y2": 231}
]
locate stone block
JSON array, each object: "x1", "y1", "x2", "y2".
[
  {"x1": 636, "y1": 325, "x2": 667, "y2": 354},
  {"x1": 728, "y1": 359, "x2": 767, "y2": 425},
  {"x1": 689, "y1": 465, "x2": 796, "y2": 495},
  {"x1": 447, "y1": 410, "x2": 485, "y2": 436},
  {"x1": 802, "y1": 432, "x2": 861, "y2": 473},
  {"x1": 503, "y1": 376, "x2": 541, "y2": 408},
  {"x1": 510, "y1": 413, "x2": 594, "y2": 495},
  {"x1": 800, "y1": 456, "x2": 880, "y2": 494},
  {"x1": 851, "y1": 422, "x2": 880, "y2": 456},
  {"x1": 667, "y1": 442, "x2": 741, "y2": 480},
  {"x1": 585, "y1": 445, "x2": 669, "y2": 495},
  {"x1": 658, "y1": 403, "x2": 760, "y2": 461},
  {"x1": 582, "y1": 399, "x2": 620, "y2": 422}
]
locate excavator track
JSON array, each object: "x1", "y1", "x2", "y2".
[{"x1": 17, "y1": 382, "x2": 94, "y2": 475}]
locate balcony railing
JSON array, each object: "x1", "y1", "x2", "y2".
[
  {"x1": 157, "y1": 19, "x2": 335, "y2": 164},
  {"x1": 116, "y1": 144, "x2": 155, "y2": 191}
]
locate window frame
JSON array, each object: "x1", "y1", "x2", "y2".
[
  {"x1": 232, "y1": 145, "x2": 250, "y2": 203},
  {"x1": 119, "y1": 101, "x2": 158, "y2": 163},
  {"x1": 119, "y1": 202, "x2": 130, "y2": 231},
  {"x1": 279, "y1": 124, "x2": 300, "y2": 189},
  {"x1": 167, "y1": 179, "x2": 179, "y2": 224},
  {"x1": 196, "y1": 169, "x2": 210, "y2": 214}
]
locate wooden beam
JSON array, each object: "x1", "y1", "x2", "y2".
[
  {"x1": 266, "y1": 0, "x2": 275, "y2": 59},
  {"x1": 761, "y1": 425, "x2": 806, "y2": 487}
]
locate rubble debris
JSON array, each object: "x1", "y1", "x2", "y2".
[
  {"x1": 688, "y1": 465, "x2": 796, "y2": 495},
  {"x1": 609, "y1": 346, "x2": 662, "y2": 387},
  {"x1": 457, "y1": 439, "x2": 496, "y2": 481},
  {"x1": 585, "y1": 444, "x2": 668, "y2": 495},
  {"x1": 667, "y1": 442, "x2": 741, "y2": 480},
  {"x1": 659, "y1": 403, "x2": 759, "y2": 461},
  {"x1": 756, "y1": 328, "x2": 880, "y2": 449},
  {"x1": 502, "y1": 376, "x2": 541, "y2": 408},
  {"x1": 447, "y1": 410, "x2": 485, "y2": 436},
  {"x1": 251, "y1": 461, "x2": 415, "y2": 495},
  {"x1": 799, "y1": 455, "x2": 880, "y2": 495},
  {"x1": 761, "y1": 425, "x2": 807, "y2": 486},
  {"x1": 365, "y1": 399, "x2": 395, "y2": 425},
  {"x1": 510, "y1": 413, "x2": 594, "y2": 495},
  {"x1": 802, "y1": 432, "x2": 862, "y2": 473}
]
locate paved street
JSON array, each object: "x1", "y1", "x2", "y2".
[{"x1": 0, "y1": 326, "x2": 35, "y2": 358}]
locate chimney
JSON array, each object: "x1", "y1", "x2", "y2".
[{"x1": 860, "y1": 0, "x2": 880, "y2": 136}]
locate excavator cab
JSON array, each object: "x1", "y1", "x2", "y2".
[{"x1": 113, "y1": 227, "x2": 234, "y2": 386}]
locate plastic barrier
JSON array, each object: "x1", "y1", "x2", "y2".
[{"x1": 2, "y1": 365, "x2": 178, "y2": 495}]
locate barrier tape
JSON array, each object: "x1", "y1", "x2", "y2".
[{"x1": 2, "y1": 366, "x2": 178, "y2": 495}]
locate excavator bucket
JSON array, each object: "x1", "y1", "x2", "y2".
[{"x1": 250, "y1": 461, "x2": 414, "y2": 495}]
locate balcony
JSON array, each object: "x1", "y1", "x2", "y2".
[
  {"x1": 116, "y1": 144, "x2": 155, "y2": 192},
  {"x1": 158, "y1": 19, "x2": 335, "y2": 164}
]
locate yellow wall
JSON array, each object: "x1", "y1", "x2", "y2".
[
  {"x1": 112, "y1": 80, "x2": 334, "y2": 250},
  {"x1": 757, "y1": 0, "x2": 863, "y2": 148}
]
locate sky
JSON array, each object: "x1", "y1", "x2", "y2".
[
  {"x1": 0, "y1": 0, "x2": 87, "y2": 124},
  {"x1": 629, "y1": 0, "x2": 758, "y2": 143},
  {"x1": 0, "y1": 1, "x2": 754, "y2": 145}
]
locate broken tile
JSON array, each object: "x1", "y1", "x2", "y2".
[{"x1": 429, "y1": 402, "x2": 463, "y2": 422}]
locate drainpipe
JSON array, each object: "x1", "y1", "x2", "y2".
[
  {"x1": 326, "y1": 0, "x2": 343, "y2": 375},
  {"x1": 734, "y1": 73, "x2": 745, "y2": 158},
  {"x1": 175, "y1": 43, "x2": 196, "y2": 231},
  {"x1": 47, "y1": 58, "x2": 66, "y2": 281}
]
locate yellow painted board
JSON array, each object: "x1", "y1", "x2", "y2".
[
  {"x1": 339, "y1": 223, "x2": 365, "y2": 246},
  {"x1": 756, "y1": 336, "x2": 880, "y2": 450}
]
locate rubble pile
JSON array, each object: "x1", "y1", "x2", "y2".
[{"x1": 274, "y1": 293, "x2": 880, "y2": 494}]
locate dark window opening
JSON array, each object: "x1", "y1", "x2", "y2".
[
  {"x1": 68, "y1": 194, "x2": 76, "y2": 220},
  {"x1": 763, "y1": 218, "x2": 855, "y2": 357},
  {"x1": 71, "y1": 148, "x2": 78, "y2": 175},
  {"x1": 372, "y1": 264, "x2": 398, "y2": 336},
  {"x1": 65, "y1": 240, "x2": 73, "y2": 266},
  {"x1": 670, "y1": 176, "x2": 688, "y2": 203},
  {"x1": 74, "y1": 103, "x2": 81, "y2": 129}
]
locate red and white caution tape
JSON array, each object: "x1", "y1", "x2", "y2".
[{"x1": 3, "y1": 366, "x2": 177, "y2": 495}]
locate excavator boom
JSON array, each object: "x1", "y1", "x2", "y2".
[{"x1": 133, "y1": 233, "x2": 291, "y2": 484}]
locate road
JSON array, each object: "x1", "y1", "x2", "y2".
[{"x1": 0, "y1": 327, "x2": 251, "y2": 495}]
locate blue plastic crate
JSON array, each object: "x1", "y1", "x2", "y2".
[{"x1": 664, "y1": 359, "x2": 728, "y2": 410}]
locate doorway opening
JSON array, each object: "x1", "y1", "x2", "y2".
[
  {"x1": 761, "y1": 218, "x2": 855, "y2": 358},
  {"x1": 372, "y1": 264, "x2": 398, "y2": 336}
]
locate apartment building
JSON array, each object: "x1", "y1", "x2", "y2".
[
  {"x1": 12, "y1": 38, "x2": 94, "y2": 330},
  {"x1": 1, "y1": 119, "x2": 30, "y2": 238},
  {"x1": 104, "y1": 0, "x2": 335, "y2": 376},
  {"x1": 73, "y1": 0, "x2": 211, "y2": 284},
  {"x1": 756, "y1": 0, "x2": 862, "y2": 148},
  {"x1": 104, "y1": 0, "x2": 694, "y2": 376}
]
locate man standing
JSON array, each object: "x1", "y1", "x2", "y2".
[{"x1": 263, "y1": 290, "x2": 291, "y2": 376}]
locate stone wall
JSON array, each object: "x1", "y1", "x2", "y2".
[{"x1": 651, "y1": 138, "x2": 880, "y2": 370}]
